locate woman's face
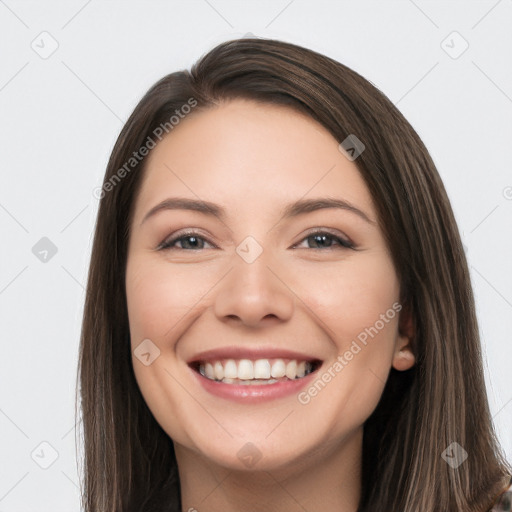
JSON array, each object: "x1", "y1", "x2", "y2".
[{"x1": 125, "y1": 99, "x2": 414, "y2": 472}]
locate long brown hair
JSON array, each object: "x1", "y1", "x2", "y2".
[{"x1": 77, "y1": 37, "x2": 512, "y2": 511}]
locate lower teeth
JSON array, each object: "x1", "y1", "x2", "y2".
[
  {"x1": 225, "y1": 378, "x2": 279, "y2": 385},
  {"x1": 211, "y1": 375, "x2": 308, "y2": 385}
]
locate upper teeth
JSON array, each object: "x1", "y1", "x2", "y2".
[{"x1": 198, "y1": 359, "x2": 313, "y2": 381}]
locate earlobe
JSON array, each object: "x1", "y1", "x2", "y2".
[
  {"x1": 392, "y1": 345, "x2": 416, "y2": 371},
  {"x1": 392, "y1": 300, "x2": 416, "y2": 371}
]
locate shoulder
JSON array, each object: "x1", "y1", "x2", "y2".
[{"x1": 491, "y1": 478, "x2": 512, "y2": 511}]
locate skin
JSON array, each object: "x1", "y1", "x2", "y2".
[{"x1": 125, "y1": 99, "x2": 415, "y2": 512}]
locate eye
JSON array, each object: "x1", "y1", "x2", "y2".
[
  {"x1": 157, "y1": 229, "x2": 355, "y2": 252},
  {"x1": 157, "y1": 230, "x2": 216, "y2": 251},
  {"x1": 293, "y1": 230, "x2": 355, "y2": 250}
]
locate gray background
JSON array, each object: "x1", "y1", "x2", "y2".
[{"x1": 0, "y1": 1, "x2": 511, "y2": 510}]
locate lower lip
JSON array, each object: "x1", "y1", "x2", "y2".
[{"x1": 190, "y1": 366, "x2": 319, "y2": 403}]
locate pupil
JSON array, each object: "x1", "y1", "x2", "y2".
[
  {"x1": 311, "y1": 234, "x2": 331, "y2": 248},
  {"x1": 184, "y1": 236, "x2": 201, "y2": 249}
]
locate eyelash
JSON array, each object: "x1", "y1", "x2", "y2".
[{"x1": 157, "y1": 229, "x2": 355, "y2": 251}]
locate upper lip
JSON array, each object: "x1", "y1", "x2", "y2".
[{"x1": 187, "y1": 346, "x2": 321, "y2": 364}]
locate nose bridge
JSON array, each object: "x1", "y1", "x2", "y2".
[
  {"x1": 212, "y1": 237, "x2": 294, "y2": 326},
  {"x1": 233, "y1": 243, "x2": 274, "y2": 293}
]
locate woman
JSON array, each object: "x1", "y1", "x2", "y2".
[{"x1": 78, "y1": 37, "x2": 512, "y2": 511}]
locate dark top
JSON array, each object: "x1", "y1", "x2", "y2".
[{"x1": 491, "y1": 477, "x2": 512, "y2": 511}]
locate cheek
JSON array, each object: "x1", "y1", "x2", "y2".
[
  {"x1": 297, "y1": 251, "x2": 400, "y2": 346},
  {"x1": 125, "y1": 256, "x2": 213, "y2": 444},
  {"x1": 294, "y1": 253, "x2": 401, "y2": 428},
  {"x1": 125, "y1": 256, "x2": 215, "y2": 342}
]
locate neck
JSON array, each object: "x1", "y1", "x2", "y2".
[{"x1": 175, "y1": 428, "x2": 363, "y2": 512}]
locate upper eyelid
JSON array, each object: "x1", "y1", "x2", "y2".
[
  {"x1": 293, "y1": 228, "x2": 353, "y2": 246},
  {"x1": 158, "y1": 229, "x2": 219, "y2": 249}
]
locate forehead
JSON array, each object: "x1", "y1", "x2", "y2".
[{"x1": 133, "y1": 99, "x2": 375, "y2": 222}]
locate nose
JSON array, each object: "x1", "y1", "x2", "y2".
[{"x1": 213, "y1": 250, "x2": 295, "y2": 328}]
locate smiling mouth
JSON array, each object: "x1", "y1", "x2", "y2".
[{"x1": 190, "y1": 358, "x2": 322, "y2": 385}]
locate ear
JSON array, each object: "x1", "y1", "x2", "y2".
[{"x1": 392, "y1": 300, "x2": 416, "y2": 371}]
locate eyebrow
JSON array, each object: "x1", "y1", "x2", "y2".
[{"x1": 140, "y1": 196, "x2": 376, "y2": 226}]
